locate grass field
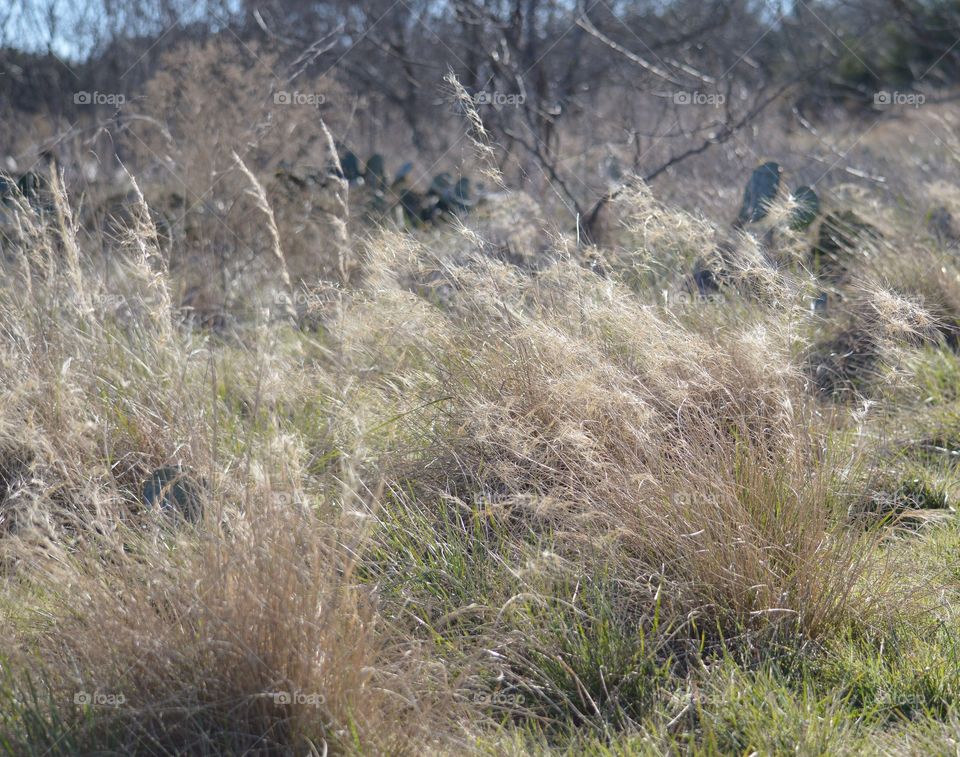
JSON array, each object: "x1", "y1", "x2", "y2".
[{"x1": 2, "y1": 103, "x2": 960, "y2": 754}]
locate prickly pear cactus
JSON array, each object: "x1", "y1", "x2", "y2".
[
  {"x1": 737, "y1": 162, "x2": 781, "y2": 225},
  {"x1": 394, "y1": 162, "x2": 414, "y2": 185},
  {"x1": 365, "y1": 154, "x2": 387, "y2": 192},
  {"x1": 17, "y1": 172, "x2": 42, "y2": 201},
  {"x1": 398, "y1": 188, "x2": 426, "y2": 228},
  {"x1": 811, "y1": 209, "x2": 880, "y2": 279},
  {"x1": 927, "y1": 206, "x2": 957, "y2": 242},
  {"x1": 0, "y1": 175, "x2": 14, "y2": 206},
  {"x1": 141, "y1": 465, "x2": 204, "y2": 524},
  {"x1": 420, "y1": 173, "x2": 451, "y2": 220},
  {"x1": 336, "y1": 158, "x2": 480, "y2": 228},
  {"x1": 451, "y1": 177, "x2": 473, "y2": 212},
  {"x1": 339, "y1": 150, "x2": 362, "y2": 183},
  {"x1": 790, "y1": 185, "x2": 820, "y2": 231},
  {"x1": 428, "y1": 172, "x2": 453, "y2": 196}
]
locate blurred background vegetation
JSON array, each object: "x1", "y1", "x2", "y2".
[{"x1": 2, "y1": 1, "x2": 959, "y2": 204}]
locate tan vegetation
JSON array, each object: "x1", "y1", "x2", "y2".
[
  {"x1": 2, "y1": 98, "x2": 960, "y2": 752},
  {"x1": 3, "y1": 4, "x2": 960, "y2": 746}
]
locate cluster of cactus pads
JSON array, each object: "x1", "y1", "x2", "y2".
[
  {"x1": 0, "y1": 171, "x2": 50, "y2": 208},
  {"x1": 0, "y1": 171, "x2": 54, "y2": 244},
  {"x1": 734, "y1": 161, "x2": 820, "y2": 232},
  {"x1": 735, "y1": 160, "x2": 882, "y2": 275},
  {"x1": 696, "y1": 161, "x2": 883, "y2": 303},
  {"x1": 337, "y1": 147, "x2": 477, "y2": 227}
]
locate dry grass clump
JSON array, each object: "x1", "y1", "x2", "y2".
[
  {"x1": 584, "y1": 179, "x2": 721, "y2": 290},
  {"x1": 2, "y1": 499, "x2": 443, "y2": 755},
  {"x1": 0, "y1": 162, "x2": 950, "y2": 750},
  {"x1": 861, "y1": 240, "x2": 960, "y2": 348},
  {"x1": 66, "y1": 37, "x2": 357, "y2": 321},
  {"x1": 460, "y1": 191, "x2": 553, "y2": 269},
  {"x1": 0, "y1": 180, "x2": 456, "y2": 754},
  {"x1": 808, "y1": 280, "x2": 940, "y2": 398},
  {"x1": 347, "y1": 234, "x2": 906, "y2": 652}
]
